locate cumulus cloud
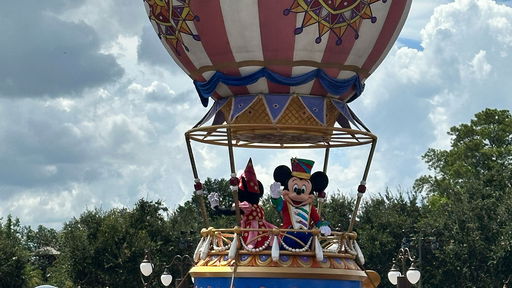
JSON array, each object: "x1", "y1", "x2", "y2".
[
  {"x1": 138, "y1": 25, "x2": 184, "y2": 73},
  {"x1": 400, "y1": 0, "x2": 452, "y2": 40},
  {"x1": 59, "y1": 0, "x2": 148, "y2": 41},
  {"x1": 0, "y1": 1, "x2": 124, "y2": 98},
  {"x1": 1, "y1": 0, "x2": 511, "y2": 228},
  {"x1": 356, "y1": 0, "x2": 512, "y2": 187},
  {"x1": 0, "y1": 81, "x2": 204, "y2": 227}
]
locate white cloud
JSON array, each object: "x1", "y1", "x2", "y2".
[
  {"x1": 0, "y1": 2, "x2": 123, "y2": 97},
  {"x1": 352, "y1": 0, "x2": 512, "y2": 191},
  {"x1": 0, "y1": 0, "x2": 511, "y2": 229},
  {"x1": 400, "y1": 0, "x2": 452, "y2": 40},
  {"x1": 467, "y1": 50, "x2": 493, "y2": 80}
]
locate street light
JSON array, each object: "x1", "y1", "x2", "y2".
[
  {"x1": 401, "y1": 232, "x2": 437, "y2": 288},
  {"x1": 387, "y1": 247, "x2": 421, "y2": 288},
  {"x1": 140, "y1": 250, "x2": 194, "y2": 288},
  {"x1": 140, "y1": 254, "x2": 153, "y2": 277},
  {"x1": 140, "y1": 250, "x2": 171, "y2": 287},
  {"x1": 160, "y1": 267, "x2": 173, "y2": 287}
]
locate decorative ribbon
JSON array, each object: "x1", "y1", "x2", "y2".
[
  {"x1": 354, "y1": 240, "x2": 365, "y2": 265},
  {"x1": 314, "y1": 235, "x2": 324, "y2": 261},
  {"x1": 194, "y1": 68, "x2": 363, "y2": 107},
  {"x1": 228, "y1": 234, "x2": 238, "y2": 260},
  {"x1": 200, "y1": 235, "x2": 212, "y2": 260},
  {"x1": 194, "y1": 236, "x2": 205, "y2": 262},
  {"x1": 271, "y1": 236, "x2": 280, "y2": 262}
]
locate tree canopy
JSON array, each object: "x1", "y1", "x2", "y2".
[
  {"x1": 0, "y1": 108, "x2": 510, "y2": 288},
  {"x1": 414, "y1": 108, "x2": 512, "y2": 287}
]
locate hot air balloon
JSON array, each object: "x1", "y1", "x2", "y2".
[{"x1": 142, "y1": 0, "x2": 412, "y2": 287}]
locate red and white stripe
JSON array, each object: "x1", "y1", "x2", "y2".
[{"x1": 145, "y1": 0, "x2": 412, "y2": 103}]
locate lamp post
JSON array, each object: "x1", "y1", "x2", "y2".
[
  {"x1": 140, "y1": 250, "x2": 194, "y2": 288},
  {"x1": 410, "y1": 234, "x2": 437, "y2": 288},
  {"x1": 504, "y1": 275, "x2": 511, "y2": 288},
  {"x1": 387, "y1": 246, "x2": 421, "y2": 288},
  {"x1": 170, "y1": 255, "x2": 195, "y2": 288}
]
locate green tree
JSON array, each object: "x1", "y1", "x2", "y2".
[
  {"x1": 6, "y1": 109, "x2": 509, "y2": 287},
  {"x1": 202, "y1": 177, "x2": 237, "y2": 228},
  {"x1": 23, "y1": 225, "x2": 60, "y2": 283},
  {"x1": 52, "y1": 199, "x2": 175, "y2": 288},
  {"x1": 356, "y1": 190, "x2": 423, "y2": 287},
  {"x1": 415, "y1": 108, "x2": 512, "y2": 287},
  {"x1": 0, "y1": 215, "x2": 43, "y2": 287},
  {"x1": 320, "y1": 191, "x2": 354, "y2": 230}
]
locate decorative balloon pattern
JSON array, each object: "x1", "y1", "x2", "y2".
[
  {"x1": 144, "y1": 0, "x2": 200, "y2": 54},
  {"x1": 284, "y1": 0, "x2": 381, "y2": 45},
  {"x1": 144, "y1": 0, "x2": 412, "y2": 106}
]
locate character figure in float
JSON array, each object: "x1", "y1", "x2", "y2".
[
  {"x1": 208, "y1": 158, "x2": 275, "y2": 250},
  {"x1": 270, "y1": 158, "x2": 331, "y2": 249}
]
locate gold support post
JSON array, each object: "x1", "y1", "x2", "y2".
[
  {"x1": 347, "y1": 139, "x2": 377, "y2": 233},
  {"x1": 185, "y1": 133, "x2": 209, "y2": 227},
  {"x1": 226, "y1": 127, "x2": 240, "y2": 288},
  {"x1": 226, "y1": 128, "x2": 241, "y2": 224},
  {"x1": 318, "y1": 147, "x2": 330, "y2": 216},
  {"x1": 323, "y1": 147, "x2": 330, "y2": 173}
]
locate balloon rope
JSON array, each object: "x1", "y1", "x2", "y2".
[
  {"x1": 185, "y1": 133, "x2": 209, "y2": 226},
  {"x1": 348, "y1": 138, "x2": 377, "y2": 232}
]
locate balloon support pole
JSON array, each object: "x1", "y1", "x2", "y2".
[
  {"x1": 186, "y1": 134, "x2": 210, "y2": 227},
  {"x1": 226, "y1": 127, "x2": 241, "y2": 224},
  {"x1": 347, "y1": 139, "x2": 377, "y2": 233}
]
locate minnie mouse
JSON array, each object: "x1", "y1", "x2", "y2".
[
  {"x1": 208, "y1": 158, "x2": 275, "y2": 249},
  {"x1": 270, "y1": 158, "x2": 331, "y2": 249}
]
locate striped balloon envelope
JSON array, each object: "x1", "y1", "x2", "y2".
[{"x1": 144, "y1": 0, "x2": 412, "y2": 147}]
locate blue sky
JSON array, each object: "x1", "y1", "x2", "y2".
[{"x1": 0, "y1": 0, "x2": 511, "y2": 228}]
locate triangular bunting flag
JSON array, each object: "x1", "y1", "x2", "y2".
[
  {"x1": 230, "y1": 95, "x2": 258, "y2": 121},
  {"x1": 331, "y1": 99, "x2": 360, "y2": 130},
  {"x1": 300, "y1": 96, "x2": 326, "y2": 125},
  {"x1": 194, "y1": 97, "x2": 228, "y2": 128},
  {"x1": 337, "y1": 113, "x2": 351, "y2": 129},
  {"x1": 262, "y1": 94, "x2": 292, "y2": 123},
  {"x1": 212, "y1": 110, "x2": 225, "y2": 125}
]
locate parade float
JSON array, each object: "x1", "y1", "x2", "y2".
[{"x1": 142, "y1": 0, "x2": 412, "y2": 287}]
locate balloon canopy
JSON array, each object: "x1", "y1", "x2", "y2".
[
  {"x1": 144, "y1": 0, "x2": 411, "y2": 147},
  {"x1": 144, "y1": 0, "x2": 411, "y2": 104}
]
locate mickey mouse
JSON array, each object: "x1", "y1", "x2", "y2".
[
  {"x1": 270, "y1": 158, "x2": 331, "y2": 249},
  {"x1": 208, "y1": 158, "x2": 275, "y2": 249}
]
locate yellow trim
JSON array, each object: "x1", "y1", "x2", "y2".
[
  {"x1": 299, "y1": 0, "x2": 361, "y2": 15},
  {"x1": 190, "y1": 266, "x2": 366, "y2": 281},
  {"x1": 292, "y1": 171, "x2": 311, "y2": 179},
  {"x1": 207, "y1": 250, "x2": 357, "y2": 259},
  {"x1": 154, "y1": 0, "x2": 166, "y2": 6},
  {"x1": 186, "y1": 124, "x2": 377, "y2": 149},
  {"x1": 192, "y1": 60, "x2": 367, "y2": 79}
]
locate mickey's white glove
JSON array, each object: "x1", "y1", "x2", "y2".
[
  {"x1": 319, "y1": 225, "x2": 332, "y2": 236},
  {"x1": 270, "y1": 182, "x2": 282, "y2": 198},
  {"x1": 208, "y1": 192, "x2": 220, "y2": 209}
]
